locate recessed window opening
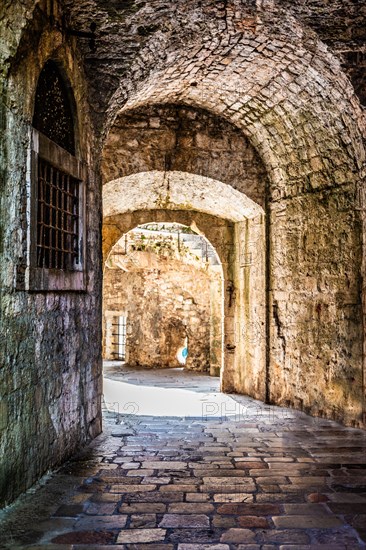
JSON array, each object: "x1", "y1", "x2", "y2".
[
  {"x1": 25, "y1": 58, "x2": 86, "y2": 291},
  {"x1": 32, "y1": 60, "x2": 75, "y2": 155}
]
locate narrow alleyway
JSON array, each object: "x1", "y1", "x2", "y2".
[{"x1": 0, "y1": 366, "x2": 365, "y2": 549}]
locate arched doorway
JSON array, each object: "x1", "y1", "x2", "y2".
[
  {"x1": 102, "y1": 171, "x2": 266, "y2": 400},
  {"x1": 103, "y1": 222, "x2": 224, "y2": 376}
]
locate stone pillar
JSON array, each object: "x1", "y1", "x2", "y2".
[
  {"x1": 220, "y1": 215, "x2": 266, "y2": 399},
  {"x1": 234, "y1": 215, "x2": 266, "y2": 401},
  {"x1": 220, "y1": 225, "x2": 237, "y2": 392},
  {"x1": 209, "y1": 267, "x2": 224, "y2": 377}
]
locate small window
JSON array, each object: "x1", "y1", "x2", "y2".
[
  {"x1": 36, "y1": 157, "x2": 81, "y2": 270},
  {"x1": 21, "y1": 60, "x2": 86, "y2": 291},
  {"x1": 112, "y1": 315, "x2": 127, "y2": 361},
  {"x1": 32, "y1": 60, "x2": 75, "y2": 155}
]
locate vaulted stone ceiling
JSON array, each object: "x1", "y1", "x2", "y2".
[{"x1": 60, "y1": 0, "x2": 366, "y2": 134}]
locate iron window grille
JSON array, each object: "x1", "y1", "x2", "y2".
[
  {"x1": 36, "y1": 157, "x2": 81, "y2": 270},
  {"x1": 21, "y1": 128, "x2": 87, "y2": 292}
]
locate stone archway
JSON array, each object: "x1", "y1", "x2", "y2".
[
  {"x1": 2, "y1": 0, "x2": 366, "y2": 511},
  {"x1": 103, "y1": 221, "x2": 224, "y2": 376},
  {"x1": 103, "y1": 171, "x2": 266, "y2": 400}
]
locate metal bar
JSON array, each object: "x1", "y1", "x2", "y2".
[{"x1": 36, "y1": 157, "x2": 81, "y2": 270}]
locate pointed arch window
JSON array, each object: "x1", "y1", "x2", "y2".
[
  {"x1": 32, "y1": 60, "x2": 76, "y2": 155},
  {"x1": 25, "y1": 60, "x2": 86, "y2": 291}
]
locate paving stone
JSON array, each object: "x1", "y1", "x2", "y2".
[
  {"x1": 213, "y1": 493, "x2": 254, "y2": 502},
  {"x1": 53, "y1": 504, "x2": 85, "y2": 517},
  {"x1": 116, "y1": 529, "x2": 166, "y2": 543},
  {"x1": 129, "y1": 514, "x2": 157, "y2": 528},
  {"x1": 198, "y1": 470, "x2": 249, "y2": 478},
  {"x1": 142, "y1": 462, "x2": 187, "y2": 470},
  {"x1": 98, "y1": 474, "x2": 143, "y2": 483},
  {"x1": 186, "y1": 493, "x2": 210, "y2": 502},
  {"x1": 167, "y1": 503, "x2": 214, "y2": 513},
  {"x1": 288, "y1": 477, "x2": 328, "y2": 485},
  {"x1": 85, "y1": 502, "x2": 117, "y2": 515},
  {"x1": 235, "y1": 462, "x2": 268, "y2": 469},
  {"x1": 201, "y1": 478, "x2": 256, "y2": 493},
  {"x1": 325, "y1": 492, "x2": 366, "y2": 503},
  {"x1": 282, "y1": 485, "x2": 330, "y2": 493},
  {"x1": 255, "y1": 493, "x2": 304, "y2": 503},
  {"x1": 31, "y1": 518, "x2": 77, "y2": 534},
  {"x1": 273, "y1": 514, "x2": 343, "y2": 528},
  {"x1": 283, "y1": 503, "x2": 331, "y2": 515},
  {"x1": 212, "y1": 515, "x2": 237, "y2": 528},
  {"x1": 220, "y1": 528, "x2": 256, "y2": 543},
  {"x1": 127, "y1": 470, "x2": 155, "y2": 477},
  {"x1": 123, "y1": 491, "x2": 184, "y2": 502},
  {"x1": 167, "y1": 529, "x2": 221, "y2": 544},
  {"x1": 90, "y1": 493, "x2": 121, "y2": 503},
  {"x1": 123, "y1": 545, "x2": 173, "y2": 550},
  {"x1": 238, "y1": 516, "x2": 270, "y2": 528},
  {"x1": 51, "y1": 531, "x2": 117, "y2": 545},
  {"x1": 71, "y1": 493, "x2": 91, "y2": 504},
  {"x1": 2, "y1": 368, "x2": 366, "y2": 548},
  {"x1": 217, "y1": 503, "x2": 281, "y2": 515},
  {"x1": 119, "y1": 503, "x2": 166, "y2": 513},
  {"x1": 160, "y1": 484, "x2": 198, "y2": 492},
  {"x1": 326, "y1": 502, "x2": 366, "y2": 514},
  {"x1": 159, "y1": 514, "x2": 210, "y2": 528},
  {"x1": 111, "y1": 429, "x2": 135, "y2": 436},
  {"x1": 109, "y1": 484, "x2": 156, "y2": 493},
  {"x1": 264, "y1": 458, "x2": 294, "y2": 463},
  {"x1": 21, "y1": 546, "x2": 74, "y2": 550},
  {"x1": 77, "y1": 483, "x2": 108, "y2": 493},
  {"x1": 257, "y1": 529, "x2": 310, "y2": 544},
  {"x1": 69, "y1": 546, "x2": 126, "y2": 550},
  {"x1": 258, "y1": 484, "x2": 281, "y2": 492},
  {"x1": 177, "y1": 545, "x2": 229, "y2": 549},
  {"x1": 306, "y1": 493, "x2": 330, "y2": 503},
  {"x1": 141, "y1": 477, "x2": 170, "y2": 484},
  {"x1": 344, "y1": 513, "x2": 366, "y2": 529},
  {"x1": 257, "y1": 476, "x2": 288, "y2": 485},
  {"x1": 311, "y1": 527, "x2": 362, "y2": 545},
  {"x1": 278, "y1": 546, "x2": 348, "y2": 550},
  {"x1": 74, "y1": 515, "x2": 128, "y2": 529}
]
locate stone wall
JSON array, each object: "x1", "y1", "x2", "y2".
[
  {"x1": 269, "y1": 188, "x2": 363, "y2": 424},
  {"x1": 0, "y1": 1, "x2": 102, "y2": 507},
  {"x1": 103, "y1": 248, "x2": 222, "y2": 372},
  {"x1": 102, "y1": 105, "x2": 267, "y2": 207}
]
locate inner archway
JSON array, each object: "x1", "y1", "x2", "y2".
[
  {"x1": 103, "y1": 170, "x2": 266, "y2": 400},
  {"x1": 103, "y1": 222, "x2": 224, "y2": 376}
]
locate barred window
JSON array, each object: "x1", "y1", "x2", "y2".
[
  {"x1": 20, "y1": 59, "x2": 86, "y2": 292},
  {"x1": 36, "y1": 158, "x2": 81, "y2": 270}
]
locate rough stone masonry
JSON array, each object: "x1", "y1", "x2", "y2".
[{"x1": 1, "y1": 0, "x2": 366, "y2": 508}]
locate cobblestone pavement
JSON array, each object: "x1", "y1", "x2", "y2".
[{"x1": 1, "y1": 365, "x2": 366, "y2": 549}]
